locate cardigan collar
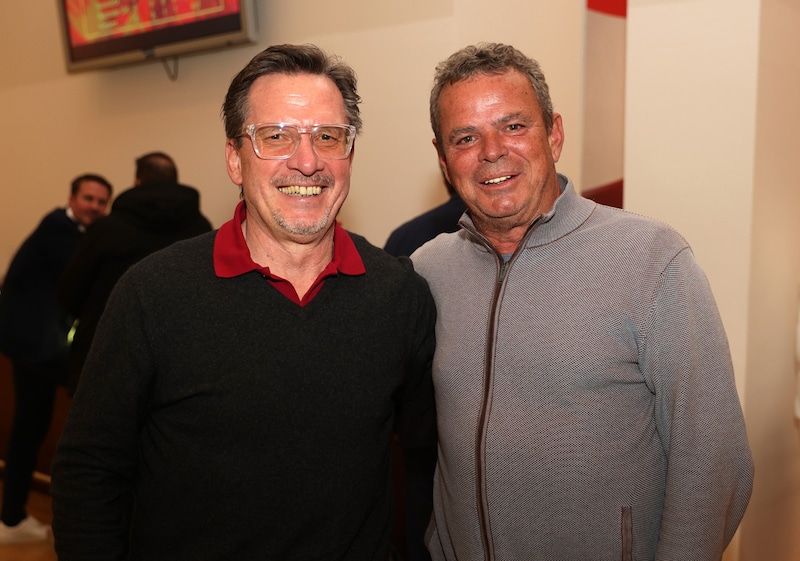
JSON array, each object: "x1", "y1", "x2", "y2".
[{"x1": 457, "y1": 173, "x2": 596, "y2": 254}]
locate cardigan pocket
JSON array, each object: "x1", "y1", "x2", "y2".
[{"x1": 621, "y1": 505, "x2": 633, "y2": 561}]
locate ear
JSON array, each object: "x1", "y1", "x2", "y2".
[
  {"x1": 433, "y1": 138, "x2": 453, "y2": 186},
  {"x1": 226, "y1": 139, "x2": 243, "y2": 185},
  {"x1": 548, "y1": 113, "x2": 565, "y2": 163}
]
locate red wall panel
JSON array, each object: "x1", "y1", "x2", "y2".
[{"x1": 588, "y1": 0, "x2": 626, "y2": 18}]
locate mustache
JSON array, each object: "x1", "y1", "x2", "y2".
[{"x1": 270, "y1": 174, "x2": 335, "y2": 187}]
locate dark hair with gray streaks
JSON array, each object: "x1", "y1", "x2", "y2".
[{"x1": 222, "y1": 43, "x2": 362, "y2": 148}]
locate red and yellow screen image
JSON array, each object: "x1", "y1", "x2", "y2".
[{"x1": 65, "y1": 0, "x2": 241, "y2": 46}]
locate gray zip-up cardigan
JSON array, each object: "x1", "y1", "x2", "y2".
[{"x1": 411, "y1": 175, "x2": 753, "y2": 561}]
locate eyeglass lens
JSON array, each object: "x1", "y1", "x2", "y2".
[{"x1": 252, "y1": 125, "x2": 352, "y2": 159}]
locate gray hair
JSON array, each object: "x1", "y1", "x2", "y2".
[{"x1": 430, "y1": 42, "x2": 554, "y2": 147}]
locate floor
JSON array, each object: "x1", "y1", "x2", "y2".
[{"x1": 0, "y1": 481, "x2": 56, "y2": 561}]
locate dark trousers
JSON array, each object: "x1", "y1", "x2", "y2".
[{"x1": 1, "y1": 359, "x2": 61, "y2": 526}]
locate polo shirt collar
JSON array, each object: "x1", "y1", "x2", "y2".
[{"x1": 213, "y1": 200, "x2": 365, "y2": 279}]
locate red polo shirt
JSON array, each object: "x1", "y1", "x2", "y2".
[{"x1": 213, "y1": 201, "x2": 366, "y2": 306}]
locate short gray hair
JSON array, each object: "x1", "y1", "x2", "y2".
[{"x1": 430, "y1": 43, "x2": 554, "y2": 147}]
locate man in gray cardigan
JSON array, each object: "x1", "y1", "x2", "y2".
[{"x1": 411, "y1": 42, "x2": 753, "y2": 561}]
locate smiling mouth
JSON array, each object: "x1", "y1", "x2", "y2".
[
  {"x1": 278, "y1": 186, "x2": 323, "y2": 196},
  {"x1": 482, "y1": 175, "x2": 513, "y2": 185}
]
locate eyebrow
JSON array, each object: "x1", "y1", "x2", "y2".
[
  {"x1": 446, "y1": 112, "x2": 533, "y2": 143},
  {"x1": 497, "y1": 112, "x2": 531, "y2": 126},
  {"x1": 447, "y1": 125, "x2": 478, "y2": 144}
]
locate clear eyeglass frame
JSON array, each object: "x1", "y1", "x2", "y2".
[{"x1": 242, "y1": 123, "x2": 356, "y2": 160}]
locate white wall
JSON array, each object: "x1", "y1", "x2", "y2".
[{"x1": 0, "y1": 0, "x2": 585, "y2": 274}]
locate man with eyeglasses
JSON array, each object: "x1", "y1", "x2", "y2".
[{"x1": 51, "y1": 44, "x2": 436, "y2": 561}]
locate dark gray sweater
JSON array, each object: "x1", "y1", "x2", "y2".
[{"x1": 52, "y1": 230, "x2": 436, "y2": 561}]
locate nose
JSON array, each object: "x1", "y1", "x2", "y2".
[
  {"x1": 286, "y1": 133, "x2": 324, "y2": 175},
  {"x1": 480, "y1": 130, "x2": 508, "y2": 163}
]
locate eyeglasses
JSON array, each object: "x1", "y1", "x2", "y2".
[{"x1": 242, "y1": 123, "x2": 356, "y2": 160}]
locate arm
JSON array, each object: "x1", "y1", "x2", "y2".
[
  {"x1": 24, "y1": 208, "x2": 81, "y2": 271},
  {"x1": 58, "y1": 220, "x2": 108, "y2": 316},
  {"x1": 51, "y1": 273, "x2": 154, "y2": 561},
  {"x1": 644, "y1": 248, "x2": 754, "y2": 560},
  {"x1": 394, "y1": 260, "x2": 437, "y2": 448}
]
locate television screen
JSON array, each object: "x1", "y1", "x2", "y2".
[{"x1": 58, "y1": 0, "x2": 258, "y2": 73}]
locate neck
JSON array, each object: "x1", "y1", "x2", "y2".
[
  {"x1": 243, "y1": 219, "x2": 335, "y2": 298},
  {"x1": 65, "y1": 207, "x2": 85, "y2": 232}
]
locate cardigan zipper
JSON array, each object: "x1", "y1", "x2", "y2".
[{"x1": 462, "y1": 217, "x2": 542, "y2": 561}]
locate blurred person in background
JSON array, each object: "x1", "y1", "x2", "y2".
[
  {"x1": 0, "y1": 174, "x2": 111, "y2": 543},
  {"x1": 58, "y1": 151, "x2": 211, "y2": 395}
]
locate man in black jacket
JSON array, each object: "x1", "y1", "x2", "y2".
[
  {"x1": 58, "y1": 152, "x2": 212, "y2": 394},
  {"x1": 0, "y1": 174, "x2": 111, "y2": 543}
]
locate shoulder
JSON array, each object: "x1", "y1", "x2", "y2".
[
  {"x1": 410, "y1": 230, "x2": 467, "y2": 267},
  {"x1": 587, "y1": 204, "x2": 690, "y2": 255},
  {"x1": 41, "y1": 207, "x2": 68, "y2": 222},
  {"x1": 350, "y1": 232, "x2": 411, "y2": 272},
  {"x1": 24, "y1": 209, "x2": 80, "y2": 250},
  {"x1": 101, "y1": 231, "x2": 217, "y2": 315},
  {"x1": 349, "y1": 231, "x2": 431, "y2": 293},
  {"x1": 38, "y1": 208, "x2": 75, "y2": 231},
  {"x1": 124, "y1": 230, "x2": 217, "y2": 280}
]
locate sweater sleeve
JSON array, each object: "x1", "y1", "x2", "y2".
[
  {"x1": 642, "y1": 247, "x2": 754, "y2": 559},
  {"x1": 393, "y1": 257, "x2": 438, "y2": 449},
  {"x1": 51, "y1": 272, "x2": 154, "y2": 561}
]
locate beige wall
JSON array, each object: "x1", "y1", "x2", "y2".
[
  {"x1": 744, "y1": 1, "x2": 800, "y2": 559},
  {"x1": 0, "y1": 0, "x2": 586, "y2": 273},
  {"x1": 626, "y1": 0, "x2": 800, "y2": 559},
  {"x1": 582, "y1": 9, "x2": 626, "y2": 189}
]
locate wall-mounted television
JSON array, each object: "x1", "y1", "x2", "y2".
[{"x1": 58, "y1": 0, "x2": 258, "y2": 73}]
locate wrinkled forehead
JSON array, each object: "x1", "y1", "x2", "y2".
[{"x1": 245, "y1": 73, "x2": 347, "y2": 125}]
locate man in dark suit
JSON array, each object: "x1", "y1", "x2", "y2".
[
  {"x1": 0, "y1": 174, "x2": 112, "y2": 543},
  {"x1": 58, "y1": 152, "x2": 212, "y2": 394},
  {"x1": 384, "y1": 181, "x2": 466, "y2": 259}
]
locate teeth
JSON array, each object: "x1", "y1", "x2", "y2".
[
  {"x1": 483, "y1": 176, "x2": 512, "y2": 185},
  {"x1": 278, "y1": 186, "x2": 322, "y2": 196}
]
